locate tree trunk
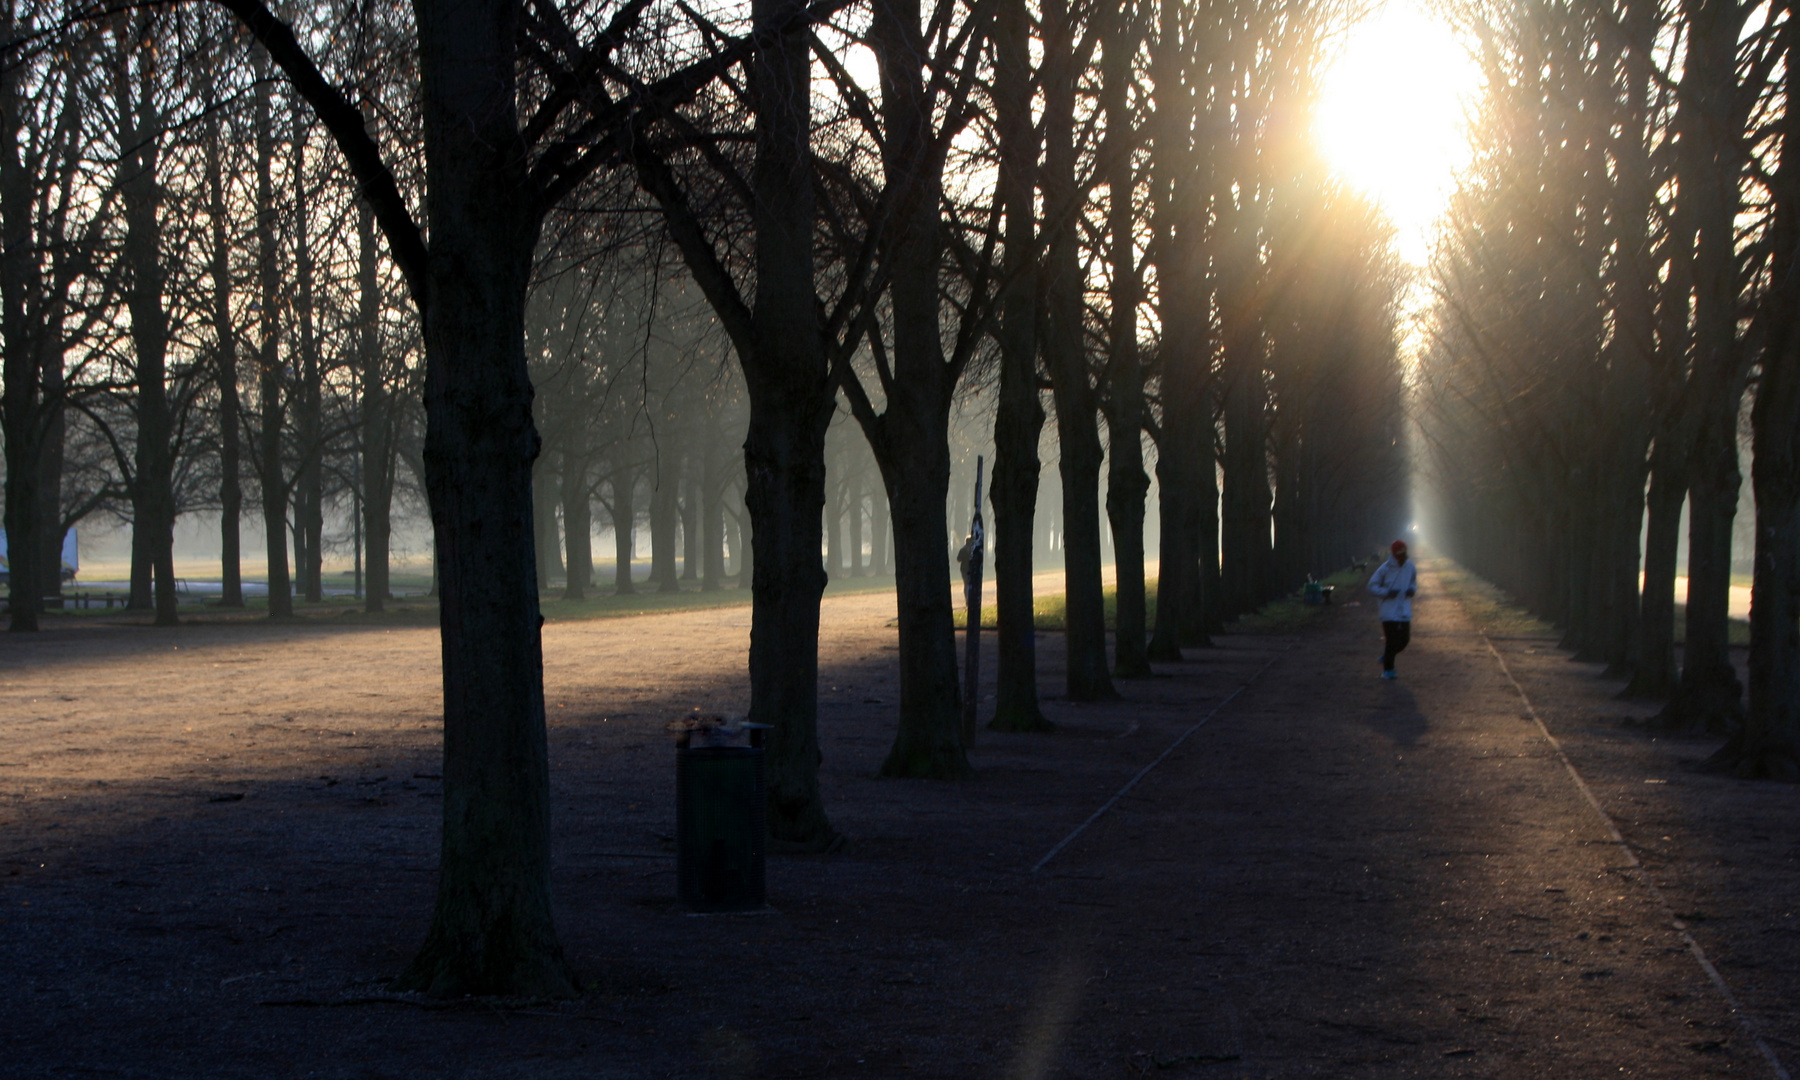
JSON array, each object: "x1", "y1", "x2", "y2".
[
  {"x1": 1624, "y1": 438, "x2": 1683, "y2": 698},
  {"x1": 208, "y1": 72, "x2": 245, "y2": 609},
  {"x1": 533, "y1": 452, "x2": 562, "y2": 591},
  {"x1": 681, "y1": 460, "x2": 699, "y2": 581},
  {"x1": 1197, "y1": 432, "x2": 1224, "y2": 636},
  {"x1": 1668, "y1": 413, "x2": 1745, "y2": 731},
  {"x1": 1101, "y1": 0, "x2": 1148, "y2": 678},
  {"x1": 1146, "y1": 0, "x2": 1212, "y2": 658},
  {"x1": 387, "y1": 0, "x2": 575, "y2": 997},
  {"x1": 702, "y1": 432, "x2": 725, "y2": 591},
  {"x1": 118, "y1": 45, "x2": 178, "y2": 628},
  {"x1": 1655, "y1": 0, "x2": 1752, "y2": 731},
  {"x1": 357, "y1": 200, "x2": 392, "y2": 614},
  {"x1": 36, "y1": 343, "x2": 65, "y2": 604},
  {"x1": 252, "y1": 56, "x2": 292, "y2": 619},
  {"x1": 1041, "y1": 0, "x2": 1114, "y2": 702},
  {"x1": 847, "y1": 470, "x2": 864, "y2": 576},
  {"x1": 292, "y1": 109, "x2": 324, "y2": 604},
  {"x1": 0, "y1": 2, "x2": 41, "y2": 633},
  {"x1": 561, "y1": 435, "x2": 592, "y2": 601},
  {"x1": 610, "y1": 466, "x2": 636, "y2": 594},
  {"x1": 854, "y1": 0, "x2": 972, "y2": 777},
  {"x1": 1715, "y1": 28, "x2": 1800, "y2": 778},
  {"x1": 824, "y1": 465, "x2": 844, "y2": 578},
  {"x1": 652, "y1": 446, "x2": 680, "y2": 593},
  {"x1": 1220, "y1": 356, "x2": 1269, "y2": 621},
  {"x1": 1724, "y1": 322, "x2": 1800, "y2": 776}
]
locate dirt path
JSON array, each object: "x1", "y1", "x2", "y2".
[{"x1": 1, "y1": 568, "x2": 1794, "y2": 1078}]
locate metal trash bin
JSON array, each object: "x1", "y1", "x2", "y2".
[{"x1": 673, "y1": 720, "x2": 767, "y2": 912}]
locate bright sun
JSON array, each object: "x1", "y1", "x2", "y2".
[{"x1": 1316, "y1": 1, "x2": 1482, "y2": 265}]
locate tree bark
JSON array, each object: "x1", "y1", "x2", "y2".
[
  {"x1": 117, "y1": 37, "x2": 178, "y2": 628},
  {"x1": 856, "y1": 0, "x2": 971, "y2": 777},
  {"x1": 251, "y1": 54, "x2": 292, "y2": 619},
  {"x1": 357, "y1": 199, "x2": 392, "y2": 614},
  {"x1": 1715, "y1": 21, "x2": 1800, "y2": 779},
  {"x1": 701, "y1": 430, "x2": 725, "y2": 591},
  {"x1": 846, "y1": 469, "x2": 863, "y2": 576},
  {"x1": 1658, "y1": 0, "x2": 1752, "y2": 731},
  {"x1": 681, "y1": 459, "x2": 700, "y2": 581},
  {"x1": 561, "y1": 435, "x2": 592, "y2": 601},
  {"x1": 388, "y1": 0, "x2": 575, "y2": 997},
  {"x1": 206, "y1": 64, "x2": 245, "y2": 609},
  {"x1": 1669, "y1": 412, "x2": 1745, "y2": 731},
  {"x1": 0, "y1": 0, "x2": 42, "y2": 632},
  {"x1": 869, "y1": 473, "x2": 889, "y2": 575},
  {"x1": 1100, "y1": 0, "x2": 1148, "y2": 679},
  {"x1": 651, "y1": 444, "x2": 680, "y2": 593},
  {"x1": 291, "y1": 107, "x2": 324, "y2": 604},
  {"x1": 610, "y1": 465, "x2": 636, "y2": 594},
  {"x1": 652, "y1": 445, "x2": 681, "y2": 593},
  {"x1": 1041, "y1": 0, "x2": 1114, "y2": 701}
]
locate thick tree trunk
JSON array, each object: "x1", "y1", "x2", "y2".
[
  {"x1": 1656, "y1": 0, "x2": 1751, "y2": 731},
  {"x1": 847, "y1": 0, "x2": 973, "y2": 776},
  {"x1": 1624, "y1": 441, "x2": 1683, "y2": 698},
  {"x1": 875, "y1": 435, "x2": 969, "y2": 777},
  {"x1": 1716, "y1": 32, "x2": 1800, "y2": 778},
  {"x1": 1667, "y1": 414, "x2": 1745, "y2": 731},
  {"x1": 1041, "y1": 0, "x2": 1114, "y2": 702},
  {"x1": 1220, "y1": 359, "x2": 1269, "y2": 621},
  {"x1": 389, "y1": 0, "x2": 574, "y2": 997},
  {"x1": 631, "y1": 0, "x2": 838, "y2": 842},
  {"x1": 1146, "y1": 0, "x2": 1210, "y2": 659},
  {"x1": 118, "y1": 53, "x2": 178, "y2": 629},
  {"x1": 1100, "y1": 0, "x2": 1148, "y2": 679},
  {"x1": 0, "y1": 9, "x2": 41, "y2": 633},
  {"x1": 1724, "y1": 348, "x2": 1800, "y2": 776},
  {"x1": 742, "y1": 373, "x2": 837, "y2": 838}
]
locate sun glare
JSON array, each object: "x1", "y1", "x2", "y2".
[{"x1": 1316, "y1": 2, "x2": 1482, "y2": 264}]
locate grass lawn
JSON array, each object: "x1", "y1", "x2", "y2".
[
  {"x1": 965, "y1": 562, "x2": 1371, "y2": 633},
  {"x1": 38, "y1": 571, "x2": 901, "y2": 627}
]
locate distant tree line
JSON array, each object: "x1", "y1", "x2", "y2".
[
  {"x1": 1, "y1": 0, "x2": 1409, "y2": 995},
  {"x1": 1418, "y1": 0, "x2": 1800, "y2": 778}
]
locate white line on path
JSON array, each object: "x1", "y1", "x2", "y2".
[
  {"x1": 1478, "y1": 631, "x2": 1792, "y2": 1080},
  {"x1": 1030, "y1": 653, "x2": 1284, "y2": 874}
]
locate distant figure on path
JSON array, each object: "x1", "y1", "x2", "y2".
[{"x1": 1368, "y1": 539, "x2": 1417, "y2": 680}]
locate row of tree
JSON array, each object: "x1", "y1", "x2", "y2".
[
  {"x1": 1417, "y1": 0, "x2": 1800, "y2": 779},
  {"x1": 2, "y1": 0, "x2": 1409, "y2": 995}
]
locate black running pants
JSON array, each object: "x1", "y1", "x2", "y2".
[{"x1": 1382, "y1": 620, "x2": 1411, "y2": 671}]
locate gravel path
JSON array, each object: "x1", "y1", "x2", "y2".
[{"x1": 0, "y1": 567, "x2": 1792, "y2": 1078}]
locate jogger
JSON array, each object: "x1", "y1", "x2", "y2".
[{"x1": 1368, "y1": 540, "x2": 1417, "y2": 680}]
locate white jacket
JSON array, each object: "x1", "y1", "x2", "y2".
[{"x1": 1368, "y1": 558, "x2": 1418, "y2": 621}]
